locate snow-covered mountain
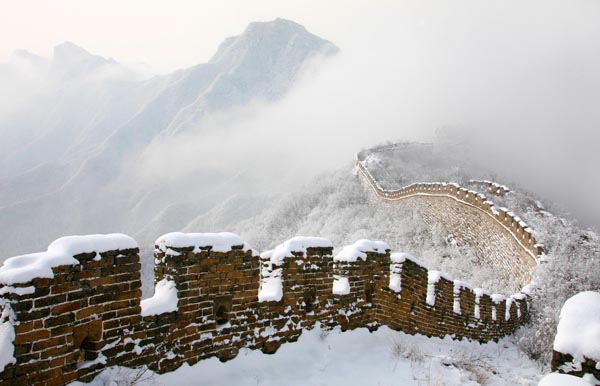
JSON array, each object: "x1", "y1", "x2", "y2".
[{"x1": 0, "y1": 18, "x2": 338, "y2": 259}]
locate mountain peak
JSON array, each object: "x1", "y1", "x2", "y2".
[
  {"x1": 50, "y1": 41, "x2": 124, "y2": 80},
  {"x1": 53, "y1": 41, "x2": 117, "y2": 69},
  {"x1": 209, "y1": 18, "x2": 338, "y2": 67},
  {"x1": 243, "y1": 18, "x2": 308, "y2": 35},
  {"x1": 53, "y1": 41, "x2": 93, "y2": 61}
]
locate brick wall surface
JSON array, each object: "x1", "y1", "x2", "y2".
[
  {"x1": 405, "y1": 196, "x2": 534, "y2": 290},
  {"x1": 355, "y1": 160, "x2": 540, "y2": 289},
  {"x1": 0, "y1": 241, "x2": 530, "y2": 386}
]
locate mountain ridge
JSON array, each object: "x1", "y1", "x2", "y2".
[{"x1": 0, "y1": 18, "x2": 338, "y2": 259}]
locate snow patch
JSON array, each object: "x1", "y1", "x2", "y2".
[
  {"x1": 78, "y1": 353, "x2": 107, "y2": 370},
  {"x1": 260, "y1": 237, "x2": 333, "y2": 266},
  {"x1": 73, "y1": 324, "x2": 543, "y2": 386},
  {"x1": 334, "y1": 239, "x2": 390, "y2": 262},
  {"x1": 332, "y1": 276, "x2": 350, "y2": 295},
  {"x1": 0, "y1": 234, "x2": 137, "y2": 285},
  {"x1": 0, "y1": 286, "x2": 35, "y2": 296},
  {"x1": 140, "y1": 278, "x2": 178, "y2": 317},
  {"x1": 491, "y1": 294, "x2": 506, "y2": 303},
  {"x1": 538, "y1": 373, "x2": 591, "y2": 386},
  {"x1": 426, "y1": 271, "x2": 446, "y2": 306},
  {"x1": 48, "y1": 234, "x2": 137, "y2": 256},
  {"x1": 505, "y1": 298, "x2": 513, "y2": 321},
  {"x1": 390, "y1": 252, "x2": 423, "y2": 265},
  {"x1": 491, "y1": 294, "x2": 505, "y2": 321},
  {"x1": 389, "y1": 274, "x2": 402, "y2": 293},
  {"x1": 554, "y1": 291, "x2": 600, "y2": 362},
  {"x1": 521, "y1": 283, "x2": 536, "y2": 295},
  {"x1": 0, "y1": 321, "x2": 15, "y2": 373},
  {"x1": 474, "y1": 288, "x2": 489, "y2": 319},
  {"x1": 155, "y1": 232, "x2": 251, "y2": 254},
  {"x1": 452, "y1": 280, "x2": 465, "y2": 314},
  {"x1": 389, "y1": 262, "x2": 403, "y2": 293},
  {"x1": 258, "y1": 268, "x2": 283, "y2": 302}
]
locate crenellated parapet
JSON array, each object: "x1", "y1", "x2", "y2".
[
  {"x1": 468, "y1": 179, "x2": 511, "y2": 197},
  {"x1": 0, "y1": 233, "x2": 533, "y2": 386},
  {"x1": 355, "y1": 157, "x2": 542, "y2": 288},
  {"x1": 355, "y1": 159, "x2": 542, "y2": 258},
  {"x1": 330, "y1": 240, "x2": 390, "y2": 330},
  {"x1": 130, "y1": 232, "x2": 264, "y2": 370}
]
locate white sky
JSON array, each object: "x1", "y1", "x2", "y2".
[{"x1": 0, "y1": 0, "x2": 392, "y2": 72}]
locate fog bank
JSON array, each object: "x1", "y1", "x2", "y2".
[{"x1": 135, "y1": 0, "x2": 600, "y2": 227}]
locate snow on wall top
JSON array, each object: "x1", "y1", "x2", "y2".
[
  {"x1": 260, "y1": 236, "x2": 333, "y2": 266},
  {"x1": 155, "y1": 232, "x2": 252, "y2": 254},
  {"x1": 554, "y1": 291, "x2": 600, "y2": 362},
  {"x1": 538, "y1": 373, "x2": 591, "y2": 386},
  {"x1": 333, "y1": 239, "x2": 390, "y2": 262},
  {"x1": 140, "y1": 278, "x2": 178, "y2": 317},
  {"x1": 48, "y1": 234, "x2": 137, "y2": 256},
  {"x1": 390, "y1": 252, "x2": 426, "y2": 266},
  {"x1": 0, "y1": 234, "x2": 137, "y2": 285},
  {"x1": 389, "y1": 252, "x2": 524, "y2": 309}
]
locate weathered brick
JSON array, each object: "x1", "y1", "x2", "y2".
[
  {"x1": 52, "y1": 301, "x2": 82, "y2": 315},
  {"x1": 44, "y1": 313, "x2": 75, "y2": 328},
  {"x1": 75, "y1": 305, "x2": 103, "y2": 321},
  {"x1": 14, "y1": 329, "x2": 50, "y2": 345}
]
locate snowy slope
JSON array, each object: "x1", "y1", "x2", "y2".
[
  {"x1": 164, "y1": 18, "x2": 338, "y2": 136},
  {"x1": 69, "y1": 325, "x2": 543, "y2": 386}
]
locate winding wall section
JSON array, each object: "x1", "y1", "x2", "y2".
[{"x1": 355, "y1": 158, "x2": 541, "y2": 288}]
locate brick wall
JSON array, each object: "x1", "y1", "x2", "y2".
[
  {"x1": 0, "y1": 246, "x2": 141, "y2": 386},
  {"x1": 355, "y1": 160, "x2": 541, "y2": 289},
  {"x1": 406, "y1": 196, "x2": 534, "y2": 289},
  {"x1": 0, "y1": 236, "x2": 531, "y2": 386},
  {"x1": 468, "y1": 180, "x2": 511, "y2": 197}
]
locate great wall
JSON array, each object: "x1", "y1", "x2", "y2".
[
  {"x1": 354, "y1": 157, "x2": 542, "y2": 290},
  {"x1": 0, "y1": 154, "x2": 581, "y2": 386}
]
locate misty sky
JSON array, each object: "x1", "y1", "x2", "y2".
[
  {"x1": 0, "y1": 0, "x2": 389, "y2": 72},
  {"x1": 2, "y1": 0, "x2": 600, "y2": 228}
]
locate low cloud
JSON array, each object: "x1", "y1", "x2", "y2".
[{"x1": 133, "y1": 0, "x2": 600, "y2": 228}]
